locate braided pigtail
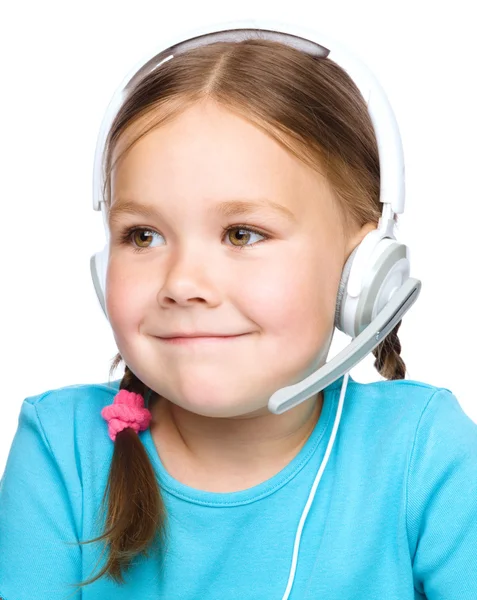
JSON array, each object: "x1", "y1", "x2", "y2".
[
  {"x1": 371, "y1": 320, "x2": 406, "y2": 380},
  {"x1": 72, "y1": 354, "x2": 167, "y2": 590}
]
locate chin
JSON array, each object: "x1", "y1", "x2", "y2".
[{"x1": 168, "y1": 393, "x2": 269, "y2": 419}]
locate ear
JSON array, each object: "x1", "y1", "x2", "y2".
[{"x1": 344, "y1": 221, "x2": 377, "y2": 258}]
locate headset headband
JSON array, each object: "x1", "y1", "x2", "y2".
[{"x1": 92, "y1": 18, "x2": 405, "y2": 233}]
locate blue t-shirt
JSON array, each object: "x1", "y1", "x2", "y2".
[{"x1": 1, "y1": 375, "x2": 476, "y2": 600}]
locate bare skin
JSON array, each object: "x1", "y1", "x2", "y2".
[{"x1": 106, "y1": 99, "x2": 376, "y2": 492}]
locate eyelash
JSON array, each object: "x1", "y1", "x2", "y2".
[{"x1": 118, "y1": 224, "x2": 270, "y2": 254}]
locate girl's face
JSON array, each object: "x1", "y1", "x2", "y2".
[{"x1": 107, "y1": 99, "x2": 367, "y2": 418}]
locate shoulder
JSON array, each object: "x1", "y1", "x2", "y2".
[
  {"x1": 19, "y1": 380, "x2": 121, "y2": 456},
  {"x1": 344, "y1": 375, "x2": 461, "y2": 418},
  {"x1": 337, "y1": 375, "x2": 476, "y2": 448},
  {"x1": 25, "y1": 379, "x2": 120, "y2": 413},
  {"x1": 345, "y1": 374, "x2": 453, "y2": 404}
]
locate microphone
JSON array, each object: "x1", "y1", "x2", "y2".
[{"x1": 268, "y1": 277, "x2": 421, "y2": 414}]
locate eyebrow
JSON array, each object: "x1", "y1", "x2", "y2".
[{"x1": 108, "y1": 197, "x2": 297, "y2": 227}]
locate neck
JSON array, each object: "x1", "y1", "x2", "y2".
[{"x1": 149, "y1": 392, "x2": 323, "y2": 492}]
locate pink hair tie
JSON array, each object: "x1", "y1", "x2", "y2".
[{"x1": 101, "y1": 389, "x2": 152, "y2": 442}]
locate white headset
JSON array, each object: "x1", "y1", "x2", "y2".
[{"x1": 90, "y1": 19, "x2": 421, "y2": 598}]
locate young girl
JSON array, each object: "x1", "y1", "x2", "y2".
[{"x1": 1, "y1": 22, "x2": 476, "y2": 600}]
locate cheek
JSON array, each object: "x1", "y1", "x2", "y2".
[
  {"x1": 242, "y1": 250, "x2": 339, "y2": 342},
  {"x1": 105, "y1": 258, "x2": 149, "y2": 331}
]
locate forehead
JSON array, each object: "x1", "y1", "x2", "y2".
[{"x1": 109, "y1": 101, "x2": 338, "y2": 223}]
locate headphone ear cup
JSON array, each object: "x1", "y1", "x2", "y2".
[
  {"x1": 337, "y1": 238, "x2": 410, "y2": 338},
  {"x1": 334, "y1": 246, "x2": 359, "y2": 332},
  {"x1": 90, "y1": 243, "x2": 109, "y2": 320}
]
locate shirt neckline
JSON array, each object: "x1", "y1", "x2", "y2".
[{"x1": 140, "y1": 375, "x2": 346, "y2": 507}]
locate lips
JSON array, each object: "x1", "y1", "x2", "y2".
[
  {"x1": 157, "y1": 333, "x2": 248, "y2": 344},
  {"x1": 159, "y1": 333, "x2": 245, "y2": 339}
]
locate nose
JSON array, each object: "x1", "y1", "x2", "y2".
[{"x1": 156, "y1": 246, "x2": 222, "y2": 307}]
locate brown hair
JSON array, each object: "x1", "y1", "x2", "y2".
[{"x1": 72, "y1": 38, "x2": 406, "y2": 591}]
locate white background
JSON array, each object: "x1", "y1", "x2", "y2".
[{"x1": 1, "y1": 0, "x2": 475, "y2": 477}]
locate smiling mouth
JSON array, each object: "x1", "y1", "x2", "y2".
[{"x1": 158, "y1": 334, "x2": 248, "y2": 344}]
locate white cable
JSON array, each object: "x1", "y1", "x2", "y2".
[{"x1": 280, "y1": 370, "x2": 349, "y2": 600}]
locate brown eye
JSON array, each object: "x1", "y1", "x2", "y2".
[
  {"x1": 227, "y1": 228, "x2": 253, "y2": 247},
  {"x1": 132, "y1": 229, "x2": 155, "y2": 248},
  {"x1": 123, "y1": 225, "x2": 266, "y2": 252}
]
